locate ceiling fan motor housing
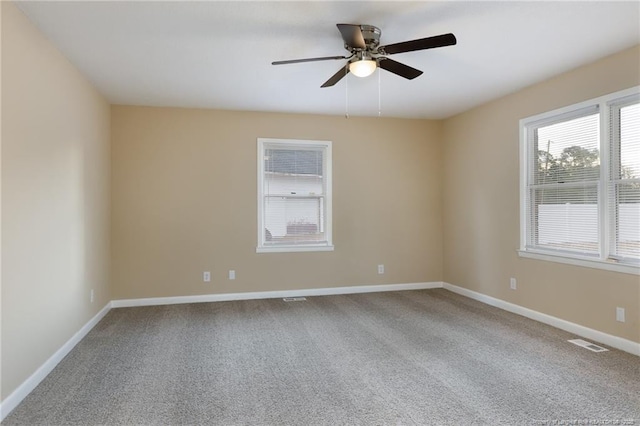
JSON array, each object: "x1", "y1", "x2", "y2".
[{"x1": 357, "y1": 25, "x2": 381, "y2": 51}]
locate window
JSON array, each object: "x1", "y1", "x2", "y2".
[
  {"x1": 257, "y1": 138, "x2": 333, "y2": 253},
  {"x1": 519, "y1": 87, "x2": 639, "y2": 274},
  {"x1": 609, "y1": 98, "x2": 640, "y2": 262}
]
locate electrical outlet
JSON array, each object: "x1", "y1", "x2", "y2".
[
  {"x1": 229, "y1": 270, "x2": 236, "y2": 280},
  {"x1": 203, "y1": 271, "x2": 211, "y2": 282},
  {"x1": 616, "y1": 307, "x2": 625, "y2": 323},
  {"x1": 510, "y1": 278, "x2": 517, "y2": 290},
  {"x1": 90, "y1": 289, "x2": 94, "y2": 303},
  {"x1": 378, "y1": 264, "x2": 384, "y2": 275}
]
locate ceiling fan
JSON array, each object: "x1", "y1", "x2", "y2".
[{"x1": 272, "y1": 24, "x2": 457, "y2": 88}]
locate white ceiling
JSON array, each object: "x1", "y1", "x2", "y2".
[{"x1": 15, "y1": 1, "x2": 640, "y2": 119}]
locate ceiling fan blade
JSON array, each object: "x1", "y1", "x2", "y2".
[
  {"x1": 380, "y1": 33, "x2": 457, "y2": 55},
  {"x1": 337, "y1": 24, "x2": 366, "y2": 49},
  {"x1": 378, "y1": 58, "x2": 423, "y2": 80},
  {"x1": 321, "y1": 65, "x2": 350, "y2": 88},
  {"x1": 272, "y1": 55, "x2": 348, "y2": 66}
]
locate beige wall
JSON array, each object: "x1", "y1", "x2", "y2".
[
  {"x1": 111, "y1": 107, "x2": 443, "y2": 299},
  {"x1": 1, "y1": 1, "x2": 111, "y2": 401},
  {"x1": 442, "y1": 45, "x2": 640, "y2": 343}
]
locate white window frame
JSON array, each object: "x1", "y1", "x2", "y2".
[
  {"x1": 519, "y1": 86, "x2": 640, "y2": 275},
  {"x1": 257, "y1": 138, "x2": 334, "y2": 253}
]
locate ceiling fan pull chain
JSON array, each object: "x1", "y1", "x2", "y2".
[
  {"x1": 345, "y1": 67, "x2": 349, "y2": 119},
  {"x1": 378, "y1": 67, "x2": 382, "y2": 117}
]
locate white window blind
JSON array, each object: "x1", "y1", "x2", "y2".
[
  {"x1": 520, "y1": 87, "x2": 640, "y2": 274},
  {"x1": 527, "y1": 107, "x2": 600, "y2": 256},
  {"x1": 257, "y1": 138, "x2": 333, "y2": 253},
  {"x1": 609, "y1": 98, "x2": 640, "y2": 261}
]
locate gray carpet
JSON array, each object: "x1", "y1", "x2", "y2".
[{"x1": 3, "y1": 289, "x2": 640, "y2": 425}]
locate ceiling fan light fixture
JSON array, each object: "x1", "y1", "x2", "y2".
[{"x1": 349, "y1": 59, "x2": 377, "y2": 77}]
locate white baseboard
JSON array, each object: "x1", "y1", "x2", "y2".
[
  {"x1": 0, "y1": 302, "x2": 112, "y2": 422},
  {"x1": 443, "y1": 282, "x2": 640, "y2": 356},
  {"x1": 111, "y1": 282, "x2": 444, "y2": 308}
]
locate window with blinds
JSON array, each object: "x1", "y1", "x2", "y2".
[
  {"x1": 527, "y1": 107, "x2": 601, "y2": 256},
  {"x1": 520, "y1": 87, "x2": 639, "y2": 273},
  {"x1": 257, "y1": 138, "x2": 333, "y2": 253},
  {"x1": 609, "y1": 98, "x2": 640, "y2": 261}
]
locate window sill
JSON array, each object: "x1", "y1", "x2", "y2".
[
  {"x1": 256, "y1": 245, "x2": 335, "y2": 254},
  {"x1": 518, "y1": 249, "x2": 639, "y2": 276}
]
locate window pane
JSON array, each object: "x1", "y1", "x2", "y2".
[
  {"x1": 263, "y1": 148, "x2": 325, "y2": 245},
  {"x1": 612, "y1": 182, "x2": 640, "y2": 259},
  {"x1": 534, "y1": 113, "x2": 600, "y2": 184},
  {"x1": 265, "y1": 149, "x2": 323, "y2": 175},
  {"x1": 531, "y1": 186, "x2": 599, "y2": 255},
  {"x1": 264, "y1": 196, "x2": 325, "y2": 245},
  {"x1": 613, "y1": 102, "x2": 640, "y2": 260},
  {"x1": 264, "y1": 149, "x2": 324, "y2": 195},
  {"x1": 620, "y1": 103, "x2": 640, "y2": 179}
]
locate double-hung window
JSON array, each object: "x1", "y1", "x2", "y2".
[
  {"x1": 519, "y1": 87, "x2": 639, "y2": 274},
  {"x1": 257, "y1": 138, "x2": 333, "y2": 253}
]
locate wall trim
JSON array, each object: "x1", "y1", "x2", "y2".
[
  {"x1": 443, "y1": 282, "x2": 640, "y2": 356},
  {"x1": 111, "y1": 282, "x2": 444, "y2": 308},
  {"x1": 0, "y1": 302, "x2": 112, "y2": 422}
]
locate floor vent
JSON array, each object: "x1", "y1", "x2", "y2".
[
  {"x1": 283, "y1": 297, "x2": 307, "y2": 302},
  {"x1": 568, "y1": 339, "x2": 609, "y2": 352}
]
